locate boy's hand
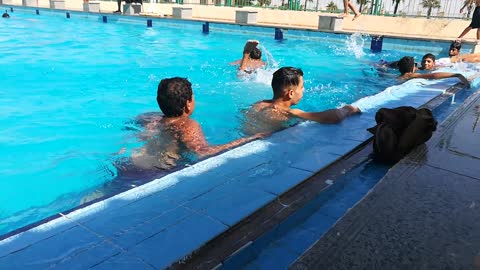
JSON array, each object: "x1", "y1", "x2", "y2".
[
  {"x1": 458, "y1": 74, "x2": 471, "y2": 89},
  {"x1": 342, "y1": 105, "x2": 362, "y2": 115},
  {"x1": 243, "y1": 40, "x2": 259, "y2": 54}
]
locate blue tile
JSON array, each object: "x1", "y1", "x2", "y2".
[
  {"x1": 222, "y1": 243, "x2": 258, "y2": 270},
  {"x1": 90, "y1": 252, "x2": 155, "y2": 270},
  {"x1": 183, "y1": 183, "x2": 276, "y2": 226},
  {"x1": 0, "y1": 226, "x2": 111, "y2": 270},
  {"x1": 301, "y1": 211, "x2": 337, "y2": 236},
  {"x1": 111, "y1": 206, "x2": 192, "y2": 249},
  {"x1": 233, "y1": 163, "x2": 312, "y2": 195},
  {"x1": 315, "y1": 188, "x2": 366, "y2": 220},
  {"x1": 289, "y1": 146, "x2": 342, "y2": 172},
  {"x1": 129, "y1": 212, "x2": 227, "y2": 269},
  {"x1": 251, "y1": 243, "x2": 299, "y2": 270},
  {"x1": 50, "y1": 241, "x2": 122, "y2": 270},
  {"x1": 81, "y1": 194, "x2": 180, "y2": 238},
  {"x1": 274, "y1": 227, "x2": 318, "y2": 255},
  {"x1": 0, "y1": 215, "x2": 76, "y2": 258},
  {"x1": 312, "y1": 137, "x2": 363, "y2": 156}
]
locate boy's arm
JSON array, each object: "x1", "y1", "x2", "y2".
[
  {"x1": 239, "y1": 40, "x2": 259, "y2": 71},
  {"x1": 182, "y1": 119, "x2": 264, "y2": 157},
  {"x1": 407, "y1": 72, "x2": 470, "y2": 88},
  {"x1": 289, "y1": 105, "x2": 361, "y2": 124}
]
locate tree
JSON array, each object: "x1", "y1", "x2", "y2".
[
  {"x1": 356, "y1": 0, "x2": 369, "y2": 14},
  {"x1": 421, "y1": 0, "x2": 441, "y2": 18},
  {"x1": 326, "y1": 1, "x2": 338, "y2": 12},
  {"x1": 257, "y1": 0, "x2": 271, "y2": 6},
  {"x1": 303, "y1": 0, "x2": 313, "y2": 11},
  {"x1": 392, "y1": 0, "x2": 404, "y2": 15}
]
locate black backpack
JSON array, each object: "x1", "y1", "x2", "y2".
[{"x1": 367, "y1": 106, "x2": 437, "y2": 164}]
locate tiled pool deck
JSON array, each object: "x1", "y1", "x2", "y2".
[
  {"x1": 291, "y1": 89, "x2": 480, "y2": 270},
  {"x1": 1, "y1": 73, "x2": 478, "y2": 269}
]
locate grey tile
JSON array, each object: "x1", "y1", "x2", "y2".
[{"x1": 292, "y1": 165, "x2": 480, "y2": 270}]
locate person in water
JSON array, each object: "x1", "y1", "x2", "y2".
[
  {"x1": 2, "y1": 11, "x2": 10, "y2": 18},
  {"x1": 419, "y1": 53, "x2": 436, "y2": 71},
  {"x1": 130, "y1": 77, "x2": 265, "y2": 170},
  {"x1": 231, "y1": 40, "x2": 266, "y2": 74},
  {"x1": 397, "y1": 56, "x2": 470, "y2": 88},
  {"x1": 243, "y1": 67, "x2": 361, "y2": 134}
]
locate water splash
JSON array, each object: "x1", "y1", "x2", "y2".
[
  {"x1": 241, "y1": 44, "x2": 279, "y2": 85},
  {"x1": 345, "y1": 32, "x2": 367, "y2": 59},
  {"x1": 258, "y1": 44, "x2": 279, "y2": 69}
]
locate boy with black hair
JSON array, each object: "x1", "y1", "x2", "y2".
[
  {"x1": 419, "y1": 53, "x2": 436, "y2": 70},
  {"x1": 397, "y1": 56, "x2": 470, "y2": 87},
  {"x1": 238, "y1": 40, "x2": 266, "y2": 73},
  {"x1": 131, "y1": 77, "x2": 264, "y2": 170},
  {"x1": 244, "y1": 67, "x2": 360, "y2": 134}
]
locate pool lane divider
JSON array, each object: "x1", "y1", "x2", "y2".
[
  {"x1": 371, "y1": 35, "x2": 383, "y2": 53},
  {"x1": 275, "y1": 28, "x2": 283, "y2": 40},
  {"x1": 202, "y1": 22, "x2": 209, "y2": 34}
]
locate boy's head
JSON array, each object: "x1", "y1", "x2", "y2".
[
  {"x1": 398, "y1": 56, "x2": 416, "y2": 75},
  {"x1": 449, "y1": 41, "x2": 461, "y2": 57},
  {"x1": 421, "y1": 53, "x2": 436, "y2": 70},
  {"x1": 157, "y1": 77, "x2": 195, "y2": 117},
  {"x1": 249, "y1": 48, "x2": 262, "y2": 60},
  {"x1": 2, "y1": 12, "x2": 9, "y2": 18},
  {"x1": 271, "y1": 67, "x2": 304, "y2": 105}
]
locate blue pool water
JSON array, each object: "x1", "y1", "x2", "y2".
[{"x1": 0, "y1": 9, "x2": 429, "y2": 236}]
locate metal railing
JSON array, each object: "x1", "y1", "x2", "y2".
[{"x1": 106, "y1": 0, "x2": 474, "y2": 19}]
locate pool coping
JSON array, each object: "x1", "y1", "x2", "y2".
[{"x1": 166, "y1": 82, "x2": 468, "y2": 270}]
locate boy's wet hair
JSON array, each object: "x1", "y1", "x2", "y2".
[
  {"x1": 450, "y1": 41, "x2": 462, "y2": 51},
  {"x1": 398, "y1": 56, "x2": 415, "y2": 75},
  {"x1": 271, "y1": 67, "x2": 304, "y2": 98},
  {"x1": 249, "y1": 48, "x2": 262, "y2": 60},
  {"x1": 422, "y1": 53, "x2": 436, "y2": 62},
  {"x1": 157, "y1": 77, "x2": 193, "y2": 117}
]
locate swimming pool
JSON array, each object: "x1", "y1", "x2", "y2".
[{"x1": 0, "y1": 8, "x2": 454, "y2": 237}]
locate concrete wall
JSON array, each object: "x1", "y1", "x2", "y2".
[{"x1": 4, "y1": 0, "x2": 476, "y2": 40}]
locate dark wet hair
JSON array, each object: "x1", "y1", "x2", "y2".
[
  {"x1": 157, "y1": 77, "x2": 193, "y2": 117},
  {"x1": 398, "y1": 56, "x2": 415, "y2": 75},
  {"x1": 249, "y1": 48, "x2": 262, "y2": 60},
  {"x1": 422, "y1": 53, "x2": 436, "y2": 62},
  {"x1": 450, "y1": 41, "x2": 462, "y2": 51},
  {"x1": 2, "y1": 12, "x2": 9, "y2": 18},
  {"x1": 271, "y1": 67, "x2": 304, "y2": 98}
]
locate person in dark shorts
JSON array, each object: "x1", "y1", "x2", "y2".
[{"x1": 457, "y1": 0, "x2": 480, "y2": 41}]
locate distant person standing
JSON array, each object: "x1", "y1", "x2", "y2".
[
  {"x1": 340, "y1": 0, "x2": 361, "y2": 21},
  {"x1": 457, "y1": 0, "x2": 480, "y2": 42}
]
